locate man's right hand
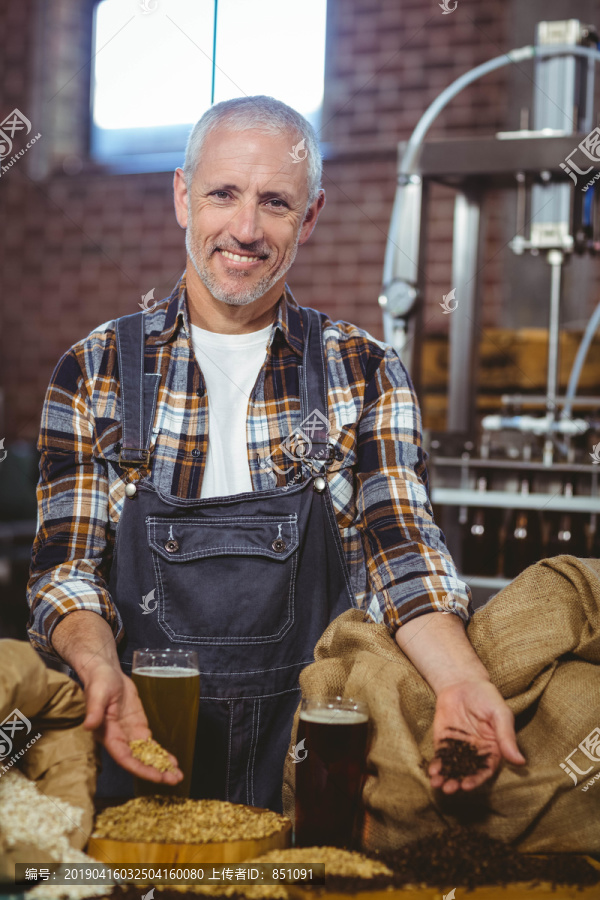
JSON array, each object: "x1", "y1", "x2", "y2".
[
  {"x1": 82, "y1": 661, "x2": 183, "y2": 784},
  {"x1": 51, "y1": 610, "x2": 182, "y2": 784}
]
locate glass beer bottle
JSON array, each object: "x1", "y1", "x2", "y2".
[
  {"x1": 545, "y1": 482, "x2": 587, "y2": 559},
  {"x1": 462, "y1": 475, "x2": 499, "y2": 576},
  {"x1": 503, "y1": 478, "x2": 542, "y2": 579}
]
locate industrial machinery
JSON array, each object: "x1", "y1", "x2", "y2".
[{"x1": 380, "y1": 20, "x2": 600, "y2": 605}]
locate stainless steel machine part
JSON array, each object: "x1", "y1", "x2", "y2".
[
  {"x1": 447, "y1": 190, "x2": 482, "y2": 433},
  {"x1": 379, "y1": 21, "x2": 600, "y2": 602},
  {"x1": 379, "y1": 36, "x2": 600, "y2": 428}
]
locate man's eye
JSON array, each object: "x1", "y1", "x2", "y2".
[
  {"x1": 211, "y1": 191, "x2": 230, "y2": 199},
  {"x1": 267, "y1": 199, "x2": 287, "y2": 209}
]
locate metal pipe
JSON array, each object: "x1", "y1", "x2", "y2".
[
  {"x1": 501, "y1": 394, "x2": 600, "y2": 407},
  {"x1": 400, "y1": 44, "x2": 600, "y2": 176},
  {"x1": 546, "y1": 249, "x2": 563, "y2": 421},
  {"x1": 448, "y1": 190, "x2": 482, "y2": 432},
  {"x1": 562, "y1": 301, "x2": 600, "y2": 420},
  {"x1": 481, "y1": 414, "x2": 588, "y2": 435}
]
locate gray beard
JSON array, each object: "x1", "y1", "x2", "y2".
[{"x1": 185, "y1": 223, "x2": 299, "y2": 307}]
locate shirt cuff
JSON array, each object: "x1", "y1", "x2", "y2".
[
  {"x1": 367, "y1": 583, "x2": 472, "y2": 635},
  {"x1": 27, "y1": 584, "x2": 124, "y2": 657}
]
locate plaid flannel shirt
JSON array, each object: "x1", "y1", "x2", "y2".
[{"x1": 27, "y1": 274, "x2": 471, "y2": 655}]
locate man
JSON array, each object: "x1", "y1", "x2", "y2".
[{"x1": 27, "y1": 96, "x2": 525, "y2": 810}]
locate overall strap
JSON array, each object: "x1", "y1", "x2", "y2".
[
  {"x1": 115, "y1": 312, "x2": 161, "y2": 468},
  {"x1": 299, "y1": 307, "x2": 330, "y2": 461}
]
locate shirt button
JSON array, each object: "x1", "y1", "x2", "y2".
[
  {"x1": 196, "y1": 389, "x2": 202, "y2": 397},
  {"x1": 191, "y1": 448, "x2": 201, "y2": 458}
]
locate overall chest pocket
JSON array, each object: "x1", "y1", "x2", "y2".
[{"x1": 147, "y1": 514, "x2": 299, "y2": 644}]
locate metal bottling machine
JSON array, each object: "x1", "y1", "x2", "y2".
[{"x1": 379, "y1": 19, "x2": 600, "y2": 605}]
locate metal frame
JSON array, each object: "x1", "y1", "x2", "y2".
[{"x1": 402, "y1": 133, "x2": 600, "y2": 432}]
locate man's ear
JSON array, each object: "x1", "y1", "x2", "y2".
[
  {"x1": 173, "y1": 167, "x2": 189, "y2": 229},
  {"x1": 298, "y1": 189, "x2": 326, "y2": 246}
]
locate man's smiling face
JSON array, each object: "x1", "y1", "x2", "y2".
[{"x1": 178, "y1": 125, "x2": 321, "y2": 308}]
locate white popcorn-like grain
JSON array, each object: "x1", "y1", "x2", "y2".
[{"x1": 0, "y1": 769, "x2": 113, "y2": 900}]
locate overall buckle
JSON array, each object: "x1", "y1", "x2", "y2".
[{"x1": 118, "y1": 447, "x2": 150, "y2": 467}]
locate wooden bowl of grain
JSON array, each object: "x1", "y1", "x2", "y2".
[{"x1": 86, "y1": 796, "x2": 291, "y2": 865}]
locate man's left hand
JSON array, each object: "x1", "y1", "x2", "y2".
[{"x1": 428, "y1": 679, "x2": 526, "y2": 793}]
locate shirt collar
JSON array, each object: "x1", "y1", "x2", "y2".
[
  {"x1": 149, "y1": 271, "x2": 305, "y2": 358},
  {"x1": 146, "y1": 273, "x2": 188, "y2": 346},
  {"x1": 271, "y1": 284, "x2": 304, "y2": 358}
]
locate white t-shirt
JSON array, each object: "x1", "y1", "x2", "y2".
[{"x1": 190, "y1": 322, "x2": 271, "y2": 499}]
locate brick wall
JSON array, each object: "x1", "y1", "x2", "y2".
[{"x1": 1, "y1": 0, "x2": 516, "y2": 441}]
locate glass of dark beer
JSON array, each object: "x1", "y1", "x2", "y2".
[
  {"x1": 132, "y1": 648, "x2": 200, "y2": 798},
  {"x1": 294, "y1": 696, "x2": 369, "y2": 848}
]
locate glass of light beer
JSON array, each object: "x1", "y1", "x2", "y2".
[
  {"x1": 131, "y1": 648, "x2": 200, "y2": 798},
  {"x1": 294, "y1": 696, "x2": 369, "y2": 848}
]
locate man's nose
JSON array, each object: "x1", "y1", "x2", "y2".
[{"x1": 227, "y1": 202, "x2": 262, "y2": 246}]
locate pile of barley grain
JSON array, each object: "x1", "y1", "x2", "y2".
[
  {"x1": 0, "y1": 769, "x2": 112, "y2": 900},
  {"x1": 252, "y1": 847, "x2": 392, "y2": 879},
  {"x1": 109, "y1": 846, "x2": 394, "y2": 899},
  {"x1": 168, "y1": 882, "x2": 288, "y2": 899},
  {"x1": 93, "y1": 797, "x2": 290, "y2": 844}
]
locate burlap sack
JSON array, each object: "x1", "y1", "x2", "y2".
[
  {"x1": 0, "y1": 640, "x2": 97, "y2": 880},
  {"x1": 283, "y1": 556, "x2": 600, "y2": 853}
]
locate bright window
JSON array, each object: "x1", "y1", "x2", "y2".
[{"x1": 90, "y1": 0, "x2": 327, "y2": 172}]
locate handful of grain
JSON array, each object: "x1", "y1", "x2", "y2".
[
  {"x1": 433, "y1": 738, "x2": 490, "y2": 781},
  {"x1": 129, "y1": 737, "x2": 175, "y2": 773},
  {"x1": 93, "y1": 797, "x2": 290, "y2": 844}
]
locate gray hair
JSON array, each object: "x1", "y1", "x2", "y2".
[{"x1": 183, "y1": 95, "x2": 322, "y2": 205}]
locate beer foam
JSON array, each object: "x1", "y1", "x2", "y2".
[
  {"x1": 299, "y1": 707, "x2": 368, "y2": 725},
  {"x1": 132, "y1": 666, "x2": 198, "y2": 677}
]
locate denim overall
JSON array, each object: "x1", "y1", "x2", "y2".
[{"x1": 98, "y1": 306, "x2": 355, "y2": 811}]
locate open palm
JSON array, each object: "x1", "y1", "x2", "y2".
[
  {"x1": 428, "y1": 680, "x2": 525, "y2": 793},
  {"x1": 84, "y1": 662, "x2": 182, "y2": 784}
]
